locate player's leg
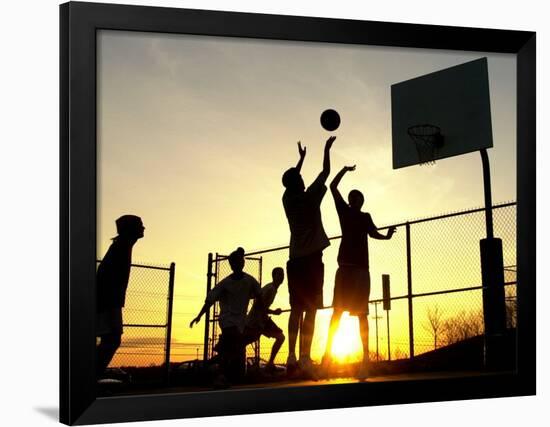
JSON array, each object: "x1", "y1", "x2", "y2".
[
  {"x1": 96, "y1": 333, "x2": 121, "y2": 377},
  {"x1": 210, "y1": 329, "x2": 230, "y2": 388},
  {"x1": 287, "y1": 308, "x2": 301, "y2": 366},
  {"x1": 220, "y1": 327, "x2": 245, "y2": 384},
  {"x1": 263, "y1": 319, "x2": 285, "y2": 367},
  {"x1": 357, "y1": 314, "x2": 370, "y2": 380},
  {"x1": 355, "y1": 267, "x2": 371, "y2": 380},
  {"x1": 268, "y1": 331, "x2": 285, "y2": 366},
  {"x1": 296, "y1": 308, "x2": 319, "y2": 380},
  {"x1": 300, "y1": 308, "x2": 317, "y2": 361},
  {"x1": 286, "y1": 257, "x2": 302, "y2": 369},
  {"x1": 95, "y1": 308, "x2": 123, "y2": 378},
  {"x1": 359, "y1": 314, "x2": 370, "y2": 363},
  {"x1": 300, "y1": 251, "x2": 324, "y2": 362}
]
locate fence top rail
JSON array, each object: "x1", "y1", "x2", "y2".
[
  {"x1": 388, "y1": 201, "x2": 516, "y2": 228},
  {"x1": 218, "y1": 202, "x2": 516, "y2": 258},
  {"x1": 123, "y1": 323, "x2": 169, "y2": 328},
  {"x1": 96, "y1": 260, "x2": 172, "y2": 271},
  {"x1": 205, "y1": 281, "x2": 517, "y2": 319}
]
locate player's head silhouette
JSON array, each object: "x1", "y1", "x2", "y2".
[{"x1": 348, "y1": 190, "x2": 365, "y2": 211}]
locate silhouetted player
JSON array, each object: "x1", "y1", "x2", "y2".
[
  {"x1": 282, "y1": 136, "x2": 335, "y2": 377},
  {"x1": 244, "y1": 267, "x2": 286, "y2": 372},
  {"x1": 322, "y1": 165, "x2": 395, "y2": 379},
  {"x1": 96, "y1": 215, "x2": 145, "y2": 378},
  {"x1": 190, "y1": 247, "x2": 261, "y2": 385}
]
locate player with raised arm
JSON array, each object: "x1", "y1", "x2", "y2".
[
  {"x1": 281, "y1": 136, "x2": 335, "y2": 378},
  {"x1": 322, "y1": 165, "x2": 396, "y2": 380}
]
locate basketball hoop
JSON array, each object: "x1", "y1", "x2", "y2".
[{"x1": 407, "y1": 124, "x2": 444, "y2": 166}]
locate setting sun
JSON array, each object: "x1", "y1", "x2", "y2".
[{"x1": 330, "y1": 313, "x2": 363, "y2": 363}]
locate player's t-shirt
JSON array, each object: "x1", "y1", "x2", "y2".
[
  {"x1": 333, "y1": 190, "x2": 376, "y2": 270},
  {"x1": 283, "y1": 175, "x2": 330, "y2": 259},
  {"x1": 206, "y1": 272, "x2": 261, "y2": 332},
  {"x1": 246, "y1": 282, "x2": 278, "y2": 330}
]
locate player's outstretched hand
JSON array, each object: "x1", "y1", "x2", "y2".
[
  {"x1": 189, "y1": 316, "x2": 200, "y2": 328},
  {"x1": 344, "y1": 165, "x2": 356, "y2": 172},
  {"x1": 298, "y1": 141, "x2": 306, "y2": 158},
  {"x1": 325, "y1": 136, "x2": 336, "y2": 150},
  {"x1": 388, "y1": 226, "x2": 397, "y2": 238}
]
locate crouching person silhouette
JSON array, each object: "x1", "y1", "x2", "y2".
[
  {"x1": 96, "y1": 215, "x2": 145, "y2": 379},
  {"x1": 190, "y1": 247, "x2": 261, "y2": 387},
  {"x1": 244, "y1": 267, "x2": 286, "y2": 373}
]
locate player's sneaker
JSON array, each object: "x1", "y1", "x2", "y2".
[
  {"x1": 298, "y1": 357, "x2": 319, "y2": 381},
  {"x1": 355, "y1": 362, "x2": 370, "y2": 381},
  {"x1": 318, "y1": 353, "x2": 333, "y2": 379},
  {"x1": 265, "y1": 362, "x2": 285, "y2": 375},
  {"x1": 286, "y1": 353, "x2": 298, "y2": 377}
]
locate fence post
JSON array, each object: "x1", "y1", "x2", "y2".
[
  {"x1": 406, "y1": 222, "x2": 415, "y2": 359},
  {"x1": 255, "y1": 256, "x2": 263, "y2": 367},
  {"x1": 203, "y1": 253, "x2": 213, "y2": 361},
  {"x1": 387, "y1": 310, "x2": 391, "y2": 361},
  {"x1": 374, "y1": 302, "x2": 381, "y2": 361},
  {"x1": 164, "y1": 262, "x2": 176, "y2": 383}
]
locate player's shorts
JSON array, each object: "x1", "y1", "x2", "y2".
[
  {"x1": 96, "y1": 308, "x2": 123, "y2": 336},
  {"x1": 286, "y1": 251, "x2": 324, "y2": 312},
  {"x1": 214, "y1": 326, "x2": 244, "y2": 355},
  {"x1": 244, "y1": 317, "x2": 283, "y2": 344},
  {"x1": 332, "y1": 265, "x2": 371, "y2": 315}
]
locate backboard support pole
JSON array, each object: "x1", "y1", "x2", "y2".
[
  {"x1": 480, "y1": 149, "x2": 494, "y2": 239},
  {"x1": 479, "y1": 149, "x2": 507, "y2": 370}
]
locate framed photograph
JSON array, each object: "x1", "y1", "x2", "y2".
[{"x1": 60, "y1": 1, "x2": 536, "y2": 425}]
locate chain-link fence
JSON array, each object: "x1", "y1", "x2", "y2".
[
  {"x1": 96, "y1": 261, "x2": 175, "y2": 379},
  {"x1": 205, "y1": 202, "x2": 516, "y2": 366}
]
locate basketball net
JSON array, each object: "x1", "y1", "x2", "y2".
[{"x1": 407, "y1": 124, "x2": 443, "y2": 166}]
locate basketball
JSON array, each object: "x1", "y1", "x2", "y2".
[{"x1": 320, "y1": 109, "x2": 340, "y2": 131}]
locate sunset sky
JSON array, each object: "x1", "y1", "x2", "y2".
[{"x1": 97, "y1": 30, "x2": 516, "y2": 366}]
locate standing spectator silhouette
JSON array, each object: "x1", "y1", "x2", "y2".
[
  {"x1": 322, "y1": 165, "x2": 396, "y2": 379},
  {"x1": 244, "y1": 267, "x2": 286, "y2": 373},
  {"x1": 96, "y1": 215, "x2": 145, "y2": 378},
  {"x1": 190, "y1": 247, "x2": 261, "y2": 386},
  {"x1": 282, "y1": 136, "x2": 335, "y2": 377}
]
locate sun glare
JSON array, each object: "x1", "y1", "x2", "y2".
[{"x1": 330, "y1": 313, "x2": 363, "y2": 363}]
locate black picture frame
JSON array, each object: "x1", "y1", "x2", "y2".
[{"x1": 60, "y1": 1, "x2": 536, "y2": 424}]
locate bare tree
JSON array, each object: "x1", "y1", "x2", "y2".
[
  {"x1": 423, "y1": 305, "x2": 444, "y2": 350},
  {"x1": 442, "y1": 310, "x2": 483, "y2": 345},
  {"x1": 505, "y1": 294, "x2": 517, "y2": 329}
]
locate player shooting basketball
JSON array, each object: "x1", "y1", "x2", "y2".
[
  {"x1": 321, "y1": 165, "x2": 396, "y2": 380},
  {"x1": 282, "y1": 136, "x2": 335, "y2": 378}
]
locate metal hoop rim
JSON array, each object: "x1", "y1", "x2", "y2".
[{"x1": 407, "y1": 124, "x2": 442, "y2": 138}]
